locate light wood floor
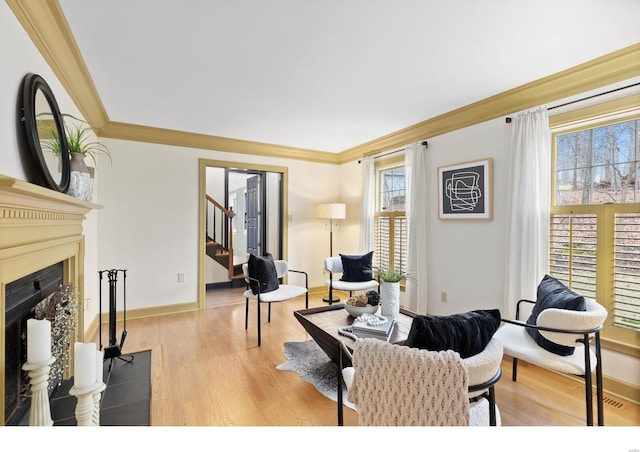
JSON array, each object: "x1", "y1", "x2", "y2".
[{"x1": 94, "y1": 288, "x2": 640, "y2": 428}]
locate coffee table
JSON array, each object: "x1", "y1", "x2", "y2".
[{"x1": 293, "y1": 304, "x2": 417, "y2": 425}]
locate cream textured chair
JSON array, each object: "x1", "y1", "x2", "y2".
[
  {"x1": 400, "y1": 309, "x2": 503, "y2": 426},
  {"x1": 341, "y1": 337, "x2": 502, "y2": 426},
  {"x1": 341, "y1": 338, "x2": 470, "y2": 426},
  {"x1": 242, "y1": 259, "x2": 308, "y2": 346},
  {"x1": 324, "y1": 256, "x2": 379, "y2": 304},
  {"x1": 494, "y1": 296, "x2": 607, "y2": 426}
]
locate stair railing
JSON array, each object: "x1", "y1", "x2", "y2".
[{"x1": 205, "y1": 194, "x2": 235, "y2": 279}]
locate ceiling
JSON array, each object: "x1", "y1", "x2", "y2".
[{"x1": 45, "y1": 1, "x2": 640, "y2": 154}]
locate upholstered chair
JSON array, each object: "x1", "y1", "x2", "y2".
[
  {"x1": 341, "y1": 335, "x2": 503, "y2": 426},
  {"x1": 341, "y1": 339, "x2": 471, "y2": 426},
  {"x1": 242, "y1": 255, "x2": 308, "y2": 346},
  {"x1": 495, "y1": 286, "x2": 607, "y2": 426},
  {"x1": 324, "y1": 255, "x2": 379, "y2": 304}
]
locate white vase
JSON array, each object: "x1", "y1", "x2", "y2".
[{"x1": 380, "y1": 281, "x2": 400, "y2": 320}]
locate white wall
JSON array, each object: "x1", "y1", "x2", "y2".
[
  {"x1": 426, "y1": 118, "x2": 510, "y2": 315},
  {"x1": 97, "y1": 138, "x2": 340, "y2": 308},
  {"x1": 0, "y1": 4, "x2": 100, "y2": 331}
]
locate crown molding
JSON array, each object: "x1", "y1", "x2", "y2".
[
  {"x1": 342, "y1": 43, "x2": 640, "y2": 160},
  {"x1": 100, "y1": 121, "x2": 339, "y2": 163},
  {"x1": 10, "y1": 1, "x2": 640, "y2": 165},
  {"x1": 8, "y1": 0, "x2": 109, "y2": 127}
]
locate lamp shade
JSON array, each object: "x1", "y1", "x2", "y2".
[{"x1": 316, "y1": 203, "x2": 346, "y2": 220}]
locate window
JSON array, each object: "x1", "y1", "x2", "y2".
[
  {"x1": 374, "y1": 162, "x2": 408, "y2": 277},
  {"x1": 551, "y1": 114, "x2": 640, "y2": 348},
  {"x1": 555, "y1": 120, "x2": 639, "y2": 205},
  {"x1": 380, "y1": 167, "x2": 406, "y2": 212}
]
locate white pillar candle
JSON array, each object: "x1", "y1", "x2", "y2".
[
  {"x1": 96, "y1": 349, "x2": 104, "y2": 384},
  {"x1": 74, "y1": 342, "x2": 96, "y2": 388},
  {"x1": 27, "y1": 318, "x2": 51, "y2": 363}
]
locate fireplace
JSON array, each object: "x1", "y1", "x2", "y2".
[
  {"x1": 4, "y1": 262, "x2": 64, "y2": 425},
  {"x1": 0, "y1": 174, "x2": 100, "y2": 426}
]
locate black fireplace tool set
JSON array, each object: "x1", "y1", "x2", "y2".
[{"x1": 98, "y1": 269, "x2": 133, "y2": 373}]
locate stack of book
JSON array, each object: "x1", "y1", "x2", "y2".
[{"x1": 351, "y1": 315, "x2": 395, "y2": 341}]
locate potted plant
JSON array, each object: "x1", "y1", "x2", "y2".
[
  {"x1": 375, "y1": 267, "x2": 413, "y2": 283},
  {"x1": 372, "y1": 267, "x2": 414, "y2": 319},
  {"x1": 40, "y1": 113, "x2": 111, "y2": 165},
  {"x1": 40, "y1": 114, "x2": 111, "y2": 200}
]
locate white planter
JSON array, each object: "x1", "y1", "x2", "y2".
[{"x1": 380, "y1": 281, "x2": 400, "y2": 319}]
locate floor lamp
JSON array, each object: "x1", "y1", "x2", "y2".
[{"x1": 317, "y1": 203, "x2": 346, "y2": 303}]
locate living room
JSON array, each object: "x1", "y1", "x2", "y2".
[{"x1": 1, "y1": 0, "x2": 639, "y2": 444}]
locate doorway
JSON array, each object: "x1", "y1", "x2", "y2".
[{"x1": 198, "y1": 159, "x2": 288, "y2": 309}]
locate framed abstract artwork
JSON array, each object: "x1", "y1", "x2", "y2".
[{"x1": 437, "y1": 158, "x2": 493, "y2": 220}]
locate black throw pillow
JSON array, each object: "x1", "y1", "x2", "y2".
[
  {"x1": 405, "y1": 309, "x2": 501, "y2": 359},
  {"x1": 525, "y1": 274, "x2": 586, "y2": 356},
  {"x1": 247, "y1": 253, "x2": 279, "y2": 295},
  {"x1": 339, "y1": 251, "x2": 374, "y2": 282}
]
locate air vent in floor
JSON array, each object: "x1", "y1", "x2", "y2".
[{"x1": 572, "y1": 384, "x2": 625, "y2": 409}]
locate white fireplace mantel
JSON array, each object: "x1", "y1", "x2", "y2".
[{"x1": 0, "y1": 174, "x2": 101, "y2": 425}]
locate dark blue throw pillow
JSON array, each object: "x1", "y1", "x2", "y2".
[
  {"x1": 248, "y1": 253, "x2": 279, "y2": 295},
  {"x1": 405, "y1": 309, "x2": 501, "y2": 359},
  {"x1": 525, "y1": 274, "x2": 586, "y2": 356},
  {"x1": 339, "y1": 251, "x2": 374, "y2": 282}
]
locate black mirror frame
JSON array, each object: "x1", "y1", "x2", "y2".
[{"x1": 21, "y1": 73, "x2": 70, "y2": 193}]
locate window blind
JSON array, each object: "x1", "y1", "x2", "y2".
[
  {"x1": 614, "y1": 213, "x2": 640, "y2": 331},
  {"x1": 549, "y1": 213, "x2": 597, "y2": 299}
]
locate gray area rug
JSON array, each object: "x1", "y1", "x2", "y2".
[{"x1": 277, "y1": 340, "x2": 355, "y2": 410}]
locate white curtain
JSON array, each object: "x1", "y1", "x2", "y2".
[
  {"x1": 360, "y1": 156, "x2": 375, "y2": 253},
  {"x1": 504, "y1": 106, "x2": 551, "y2": 319},
  {"x1": 405, "y1": 142, "x2": 429, "y2": 314}
]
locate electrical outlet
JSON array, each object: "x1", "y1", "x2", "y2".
[
  {"x1": 177, "y1": 273, "x2": 185, "y2": 283},
  {"x1": 441, "y1": 291, "x2": 447, "y2": 303}
]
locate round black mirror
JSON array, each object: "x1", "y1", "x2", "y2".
[{"x1": 20, "y1": 73, "x2": 70, "y2": 193}]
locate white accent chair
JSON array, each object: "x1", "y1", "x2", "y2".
[
  {"x1": 340, "y1": 337, "x2": 503, "y2": 426},
  {"x1": 324, "y1": 256, "x2": 379, "y2": 304},
  {"x1": 494, "y1": 297, "x2": 608, "y2": 426},
  {"x1": 242, "y1": 260, "x2": 308, "y2": 346}
]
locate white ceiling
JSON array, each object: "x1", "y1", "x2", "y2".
[{"x1": 58, "y1": 0, "x2": 640, "y2": 153}]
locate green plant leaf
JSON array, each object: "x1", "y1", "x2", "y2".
[{"x1": 41, "y1": 113, "x2": 112, "y2": 167}]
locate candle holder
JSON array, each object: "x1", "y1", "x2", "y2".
[
  {"x1": 91, "y1": 382, "x2": 107, "y2": 426},
  {"x1": 69, "y1": 381, "x2": 102, "y2": 426},
  {"x1": 22, "y1": 356, "x2": 56, "y2": 426}
]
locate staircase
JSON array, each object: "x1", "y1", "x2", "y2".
[
  {"x1": 205, "y1": 237, "x2": 244, "y2": 278},
  {"x1": 205, "y1": 195, "x2": 244, "y2": 279}
]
